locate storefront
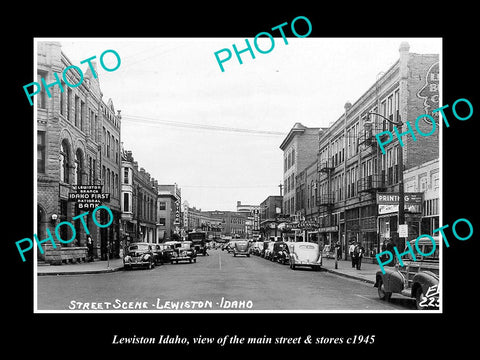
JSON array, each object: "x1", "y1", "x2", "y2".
[{"x1": 377, "y1": 192, "x2": 423, "y2": 251}]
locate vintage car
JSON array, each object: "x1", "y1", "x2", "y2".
[
  {"x1": 123, "y1": 242, "x2": 156, "y2": 270},
  {"x1": 374, "y1": 237, "x2": 439, "y2": 310},
  {"x1": 264, "y1": 241, "x2": 276, "y2": 261},
  {"x1": 233, "y1": 240, "x2": 250, "y2": 257},
  {"x1": 170, "y1": 240, "x2": 197, "y2": 264},
  {"x1": 152, "y1": 243, "x2": 175, "y2": 265},
  {"x1": 251, "y1": 241, "x2": 263, "y2": 256},
  {"x1": 289, "y1": 242, "x2": 322, "y2": 270},
  {"x1": 188, "y1": 231, "x2": 208, "y2": 255},
  {"x1": 272, "y1": 241, "x2": 290, "y2": 264}
]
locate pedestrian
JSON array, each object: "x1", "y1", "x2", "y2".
[
  {"x1": 349, "y1": 241, "x2": 356, "y2": 268},
  {"x1": 385, "y1": 240, "x2": 396, "y2": 267},
  {"x1": 354, "y1": 242, "x2": 365, "y2": 270},
  {"x1": 335, "y1": 241, "x2": 342, "y2": 261},
  {"x1": 86, "y1": 235, "x2": 94, "y2": 262}
]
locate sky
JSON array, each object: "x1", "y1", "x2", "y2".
[{"x1": 52, "y1": 37, "x2": 442, "y2": 211}]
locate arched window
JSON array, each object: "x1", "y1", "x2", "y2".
[
  {"x1": 74, "y1": 149, "x2": 84, "y2": 185},
  {"x1": 60, "y1": 140, "x2": 70, "y2": 183}
]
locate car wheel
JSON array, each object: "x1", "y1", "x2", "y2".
[
  {"x1": 194, "y1": 258, "x2": 197, "y2": 263},
  {"x1": 377, "y1": 278, "x2": 391, "y2": 301},
  {"x1": 247, "y1": 254, "x2": 250, "y2": 257}
]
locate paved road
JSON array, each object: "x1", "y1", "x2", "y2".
[{"x1": 36, "y1": 249, "x2": 415, "y2": 311}]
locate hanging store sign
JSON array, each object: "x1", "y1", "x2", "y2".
[
  {"x1": 68, "y1": 185, "x2": 110, "y2": 209},
  {"x1": 377, "y1": 192, "x2": 423, "y2": 215}
]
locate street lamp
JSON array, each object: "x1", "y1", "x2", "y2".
[{"x1": 367, "y1": 112, "x2": 405, "y2": 250}]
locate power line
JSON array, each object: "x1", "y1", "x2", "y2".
[{"x1": 121, "y1": 114, "x2": 287, "y2": 136}]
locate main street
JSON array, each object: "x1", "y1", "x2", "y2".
[{"x1": 36, "y1": 249, "x2": 415, "y2": 311}]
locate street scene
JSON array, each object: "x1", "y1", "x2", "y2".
[
  {"x1": 37, "y1": 246, "x2": 416, "y2": 311},
  {"x1": 34, "y1": 37, "x2": 441, "y2": 312}
]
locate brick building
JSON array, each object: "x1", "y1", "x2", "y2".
[
  {"x1": 156, "y1": 184, "x2": 182, "y2": 242},
  {"x1": 279, "y1": 123, "x2": 326, "y2": 216},
  {"x1": 120, "y1": 148, "x2": 158, "y2": 247},
  {"x1": 36, "y1": 41, "x2": 121, "y2": 264},
  {"x1": 314, "y1": 42, "x2": 439, "y2": 261}
]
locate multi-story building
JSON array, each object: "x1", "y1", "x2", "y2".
[
  {"x1": 315, "y1": 42, "x2": 439, "y2": 262},
  {"x1": 280, "y1": 123, "x2": 326, "y2": 216},
  {"x1": 259, "y1": 195, "x2": 283, "y2": 240},
  {"x1": 236, "y1": 201, "x2": 260, "y2": 239},
  {"x1": 120, "y1": 148, "x2": 158, "y2": 246},
  {"x1": 37, "y1": 41, "x2": 118, "y2": 264},
  {"x1": 206, "y1": 211, "x2": 248, "y2": 237},
  {"x1": 157, "y1": 184, "x2": 182, "y2": 242},
  {"x1": 404, "y1": 158, "x2": 439, "y2": 235},
  {"x1": 99, "y1": 99, "x2": 122, "y2": 259},
  {"x1": 183, "y1": 202, "x2": 222, "y2": 238}
]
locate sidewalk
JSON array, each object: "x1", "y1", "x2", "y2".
[
  {"x1": 37, "y1": 258, "x2": 124, "y2": 276},
  {"x1": 321, "y1": 257, "x2": 379, "y2": 284}
]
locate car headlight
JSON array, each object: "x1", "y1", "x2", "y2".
[
  {"x1": 141, "y1": 254, "x2": 151, "y2": 261},
  {"x1": 124, "y1": 255, "x2": 131, "y2": 262}
]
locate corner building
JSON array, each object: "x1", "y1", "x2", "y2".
[
  {"x1": 37, "y1": 42, "x2": 122, "y2": 264},
  {"x1": 316, "y1": 42, "x2": 439, "y2": 262}
]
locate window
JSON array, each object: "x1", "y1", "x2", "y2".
[
  {"x1": 123, "y1": 193, "x2": 131, "y2": 212},
  {"x1": 123, "y1": 167, "x2": 130, "y2": 184},
  {"x1": 60, "y1": 81, "x2": 65, "y2": 115},
  {"x1": 67, "y1": 88, "x2": 72, "y2": 121},
  {"x1": 37, "y1": 131, "x2": 46, "y2": 173},
  {"x1": 74, "y1": 149, "x2": 83, "y2": 185},
  {"x1": 37, "y1": 72, "x2": 47, "y2": 109},
  {"x1": 80, "y1": 100, "x2": 85, "y2": 131},
  {"x1": 60, "y1": 140, "x2": 70, "y2": 183},
  {"x1": 159, "y1": 218, "x2": 166, "y2": 226},
  {"x1": 159, "y1": 202, "x2": 166, "y2": 211},
  {"x1": 107, "y1": 131, "x2": 110, "y2": 158},
  {"x1": 75, "y1": 95, "x2": 80, "y2": 128},
  {"x1": 292, "y1": 148, "x2": 295, "y2": 166}
]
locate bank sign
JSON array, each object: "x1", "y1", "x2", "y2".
[
  {"x1": 376, "y1": 192, "x2": 423, "y2": 215},
  {"x1": 67, "y1": 185, "x2": 110, "y2": 209}
]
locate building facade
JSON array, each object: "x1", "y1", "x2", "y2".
[
  {"x1": 120, "y1": 148, "x2": 158, "y2": 247},
  {"x1": 280, "y1": 123, "x2": 325, "y2": 216},
  {"x1": 37, "y1": 41, "x2": 119, "y2": 264},
  {"x1": 315, "y1": 42, "x2": 439, "y2": 262},
  {"x1": 157, "y1": 184, "x2": 182, "y2": 242},
  {"x1": 99, "y1": 99, "x2": 122, "y2": 259}
]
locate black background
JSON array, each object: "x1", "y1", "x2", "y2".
[{"x1": 7, "y1": 4, "x2": 478, "y2": 356}]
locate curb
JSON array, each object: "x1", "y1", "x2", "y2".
[
  {"x1": 37, "y1": 266, "x2": 124, "y2": 276},
  {"x1": 322, "y1": 267, "x2": 376, "y2": 285}
]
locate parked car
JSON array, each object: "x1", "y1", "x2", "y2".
[
  {"x1": 251, "y1": 241, "x2": 263, "y2": 256},
  {"x1": 152, "y1": 243, "x2": 175, "y2": 265},
  {"x1": 260, "y1": 240, "x2": 271, "y2": 258},
  {"x1": 233, "y1": 240, "x2": 250, "y2": 257},
  {"x1": 273, "y1": 241, "x2": 290, "y2": 264},
  {"x1": 374, "y1": 237, "x2": 439, "y2": 310},
  {"x1": 123, "y1": 242, "x2": 155, "y2": 270},
  {"x1": 289, "y1": 242, "x2": 322, "y2": 270},
  {"x1": 264, "y1": 241, "x2": 275, "y2": 261},
  {"x1": 170, "y1": 241, "x2": 197, "y2": 264}
]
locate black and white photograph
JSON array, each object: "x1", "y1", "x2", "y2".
[
  {"x1": 31, "y1": 36, "x2": 443, "y2": 313},
  {"x1": 8, "y1": 7, "x2": 479, "y2": 356}
]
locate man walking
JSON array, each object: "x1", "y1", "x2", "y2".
[{"x1": 349, "y1": 241, "x2": 356, "y2": 268}]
